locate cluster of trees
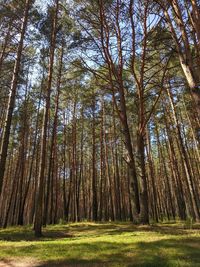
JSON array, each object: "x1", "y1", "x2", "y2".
[{"x1": 0, "y1": 0, "x2": 199, "y2": 237}]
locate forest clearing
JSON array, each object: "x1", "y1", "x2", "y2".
[
  {"x1": 0, "y1": 0, "x2": 200, "y2": 266},
  {"x1": 0, "y1": 222, "x2": 200, "y2": 267}
]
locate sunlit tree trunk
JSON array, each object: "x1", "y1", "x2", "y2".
[
  {"x1": 43, "y1": 43, "x2": 64, "y2": 226},
  {"x1": 0, "y1": 0, "x2": 31, "y2": 195},
  {"x1": 34, "y1": 0, "x2": 59, "y2": 237}
]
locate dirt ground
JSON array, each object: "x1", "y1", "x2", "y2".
[{"x1": 0, "y1": 259, "x2": 40, "y2": 267}]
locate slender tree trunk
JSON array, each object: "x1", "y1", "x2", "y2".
[
  {"x1": 92, "y1": 93, "x2": 98, "y2": 221},
  {"x1": 43, "y1": 43, "x2": 64, "y2": 226},
  {"x1": 166, "y1": 85, "x2": 200, "y2": 220},
  {"x1": 34, "y1": 0, "x2": 59, "y2": 237},
  {"x1": 162, "y1": 1, "x2": 200, "y2": 117},
  {"x1": 0, "y1": 0, "x2": 31, "y2": 195},
  {"x1": 146, "y1": 126, "x2": 159, "y2": 222}
]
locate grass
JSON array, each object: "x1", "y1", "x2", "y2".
[{"x1": 0, "y1": 222, "x2": 199, "y2": 266}]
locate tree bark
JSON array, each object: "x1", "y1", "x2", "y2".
[
  {"x1": 0, "y1": 0, "x2": 31, "y2": 195},
  {"x1": 34, "y1": 0, "x2": 59, "y2": 237}
]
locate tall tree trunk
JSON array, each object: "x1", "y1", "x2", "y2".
[
  {"x1": 34, "y1": 0, "x2": 59, "y2": 237},
  {"x1": 162, "y1": 1, "x2": 200, "y2": 117},
  {"x1": 43, "y1": 43, "x2": 64, "y2": 226},
  {"x1": 92, "y1": 93, "x2": 98, "y2": 221},
  {"x1": 0, "y1": 0, "x2": 31, "y2": 195},
  {"x1": 166, "y1": 85, "x2": 200, "y2": 220},
  {"x1": 146, "y1": 126, "x2": 159, "y2": 222}
]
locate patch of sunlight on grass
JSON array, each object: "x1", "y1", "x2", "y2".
[{"x1": 0, "y1": 222, "x2": 199, "y2": 266}]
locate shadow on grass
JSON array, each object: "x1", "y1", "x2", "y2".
[
  {"x1": 16, "y1": 236, "x2": 198, "y2": 267},
  {"x1": 68, "y1": 223, "x2": 200, "y2": 239},
  {"x1": 0, "y1": 223, "x2": 200, "y2": 267},
  {"x1": 0, "y1": 227, "x2": 73, "y2": 242},
  {"x1": 0, "y1": 222, "x2": 198, "y2": 242}
]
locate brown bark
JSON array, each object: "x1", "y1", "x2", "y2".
[
  {"x1": 0, "y1": 0, "x2": 31, "y2": 195},
  {"x1": 161, "y1": 0, "x2": 200, "y2": 117},
  {"x1": 34, "y1": 0, "x2": 59, "y2": 237},
  {"x1": 166, "y1": 85, "x2": 200, "y2": 220},
  {"x1": 92, "y1": 93, "x2": 98, "y2": 221},
  {"x1": 43, "y1": 43, "x2": 64, "y2": 225},
  {"x1": 98, "y1": 0, "x2": 140, "y2": 221}
]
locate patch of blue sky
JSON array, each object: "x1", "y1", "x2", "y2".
[{"x1": 34, "y1": 0, "x2": 50, "y2": 13}]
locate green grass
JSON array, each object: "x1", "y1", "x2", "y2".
[{"x1": 0, "y1": 222, "x2": 200, "y2": 266}]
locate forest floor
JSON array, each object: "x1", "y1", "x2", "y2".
[{"x1": 0, "y1": 222, "x2": 199, "y2": 267}]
